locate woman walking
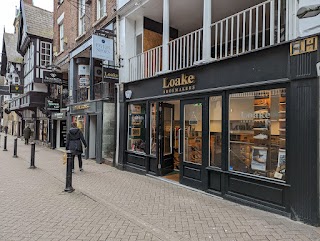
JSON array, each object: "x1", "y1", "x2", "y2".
[{"x1": 66, "y1": 122, "x2": 87, "y2": 172}]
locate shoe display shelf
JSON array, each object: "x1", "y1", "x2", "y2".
[{"x1": 252, "y1": 92, "x2": 271, "y2": 176}]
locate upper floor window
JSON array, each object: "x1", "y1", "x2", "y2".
[
  {"x1": 24, "y1": 43, "x2": 34, "y2": 75},
  {"x1": 40, "y1": 41, "x2": 52, "y2": 67},
  {"x1": 97, "y1": 0, "x2": 106, "y2": 20},
  {"x1": 78, "y1": 0, "x2": 85, "y2": 36},
  {"x1": 59, "y1": 23, "x2": 64, "y2": 52}
]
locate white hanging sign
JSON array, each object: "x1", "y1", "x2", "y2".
[{"x1": 92, "y1": 35, "x2": 114, "y2": 61}]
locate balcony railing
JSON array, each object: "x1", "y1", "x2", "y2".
[
  {"x1": 129, "y1": 45, "x2": 163, "y2": 82},
  {"x1": 129, "y1": 0, "x2": 288, "y2": 82},
  {"x1": 75, "y1": 82, "x2": 115, "y2": 103},
  {"x1": 94, "y1": 82, "x2": 115, "y2": 100}
]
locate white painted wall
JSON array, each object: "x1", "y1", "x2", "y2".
[
  {"x1": 297, "y1": 0, "x2": 320, "y2": 37},
  {"x1": 33, "y1": 83, "x2": 47, "y2": 92},
  {"x1": 119, "y1": 17, "x2": 136, "y2": 83},
  {"x1": 117, "y1": 0, "x2": 130, "y2": 10}
]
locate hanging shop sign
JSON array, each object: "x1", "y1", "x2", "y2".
[
  {"x1": 9, "y1": 84, "x2": 24, "y2": 94},
  {"x1": 290, "y1": 36, "x2": 318, "y2": 56},
  {"x1": 71, "y1": 102, "x2": 97, "y2": 114},
  {"x1": 92, "y1": 34, "x2": 114, "y2": 61},
  {"x1": 43, "y1": 71, "x2": 63, "y2": 85},
  {"x1": 162, "y1": 74, "x2": 196, "y2": 94},
  {"x1": 103, "y1": 67, "x2": 119, "y2": 82},
  {"x1": 46, "y1": 99, "x2": 60, "y2": 111}
]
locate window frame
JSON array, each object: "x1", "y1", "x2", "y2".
[
  {"x1": 127, "y1": 103, "x2": 147, "y2": 154},
  {"x1": 40, "y1": 41, "x2": 52, "y2": 67},
  {"x1": 209, "y1": 95, "x2": 223, "y2": 169},
  {"x1": 228, "y1": 87, "x2": 287, "y2": 182},
  {"x1": 96, "y1": 0, "x2": 106, "y2": 20},
  {"x1": 78, "y1": 0, "x2": 85, "y2": 36},
  {"x1": 59, "y1": 23, "x2": 64, "y2": 52}
]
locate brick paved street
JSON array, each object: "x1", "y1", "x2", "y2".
[{"x1": 0, "y1": 134, "x2": 320, "y2": 241}]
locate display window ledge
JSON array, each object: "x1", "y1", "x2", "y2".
[
  {"x1": 125, "y1": 150, "x2": 147, "y2": 156},
  {"x1": 227, "y1": 170, "x2": 290, "y2": 187}
]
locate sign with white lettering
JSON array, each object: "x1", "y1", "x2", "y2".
[
  {"x1": 92, "y1": 35, "x2": 114, "y2": 61},
  {"x1": 43, "y1": 71, "x2": 63, "y2": 85}
]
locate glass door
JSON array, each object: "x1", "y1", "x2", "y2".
[
  {"x1": 180, "y1": 99, "x2": 206, "y2": 189},
  {"x1": 159, "y1": 103, "x2": 174, "y2": 175}
]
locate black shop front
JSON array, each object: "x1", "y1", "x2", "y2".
[{"x1": 118, "y1": 36, "x2": 320, "y2": 226}]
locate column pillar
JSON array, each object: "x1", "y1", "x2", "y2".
[
  {"x1": 162, "y1": 0, "x2": 170, "y2": 72},
  {"x1": 203, "y1": 0, "x2": 212, "y2": 61}
]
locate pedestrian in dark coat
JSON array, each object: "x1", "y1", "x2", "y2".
[
  {"x1": 66, "y1": 122, "x2": 87, "y2": 172},
  {"x1": 23, "y1": 126, "x2": 32, "y2": 145}
]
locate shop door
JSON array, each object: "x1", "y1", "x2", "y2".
[
  {"x1": 159, "y1": 103, "x2": 174, "y2": 175},
  {"x1": 180, "y1": 99, "x2": 206, "y2": 189}
]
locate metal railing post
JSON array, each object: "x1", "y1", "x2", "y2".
[
  {"x1": 3, "y1": 135, "x2": 7, "y2": 151},
  {"x1": 13, "y1": 138, "x2": 18, "y2": 158},
  {"x1": 29, "y1": 142, "x2": 36, "y2": 169},
  {"x1": 64, "y1": 150, "x2": 74, "y2": 193}
]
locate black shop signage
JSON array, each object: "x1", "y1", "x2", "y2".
[
  {"x1": 43, "y1": 71, "x2": 63, "y2": 85},
  {"x1": 103, "y1": 67, "x2": 119, "y2": 82},
  {"x1": 71, "y1": 102, "x2": 97, "y2": 114},
  {"x1": 162, "y1": 73, "x2": 196, "y2": 94},
  {"x1": 60, "y1": 120, "x2": 67, "y2": 147},
  {"x1": 46, "y1": 99, "x2": 60, "y2": 111}
]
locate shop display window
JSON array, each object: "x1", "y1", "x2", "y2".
[
  {"x1": 150, "y1": 103, "x2": 157, "y2": 156},
  {"x1": 229, "y1": 88, "x2": 286, "y2": 181},
  {"x1": 72, "y1": 115, "x2": 86, "y2": 138},
  {"x1": 184, "y1": 103, "x2": 202, "y2": 164},
  {"x1": 209, "y1": 96, "x2": 222, "y2": 168},
  {"x1": 128, "y1": 104, "x2": 146, "y2": 153}
]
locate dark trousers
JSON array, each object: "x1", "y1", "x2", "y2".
[
  {"x1": 71, "y1": 154, "x2": 82, "y2": 169},
  {"x1": 25, "y1": 138, "x2": 29, "y2": 145}
]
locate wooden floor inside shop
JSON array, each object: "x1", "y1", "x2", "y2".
[{"x1": 163, "y1": 171, "x2": 180, "y2": 182}]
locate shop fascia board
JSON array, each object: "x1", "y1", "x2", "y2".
[{"x1": 70, "y1": 38, "x2": 92, "y2": 59}]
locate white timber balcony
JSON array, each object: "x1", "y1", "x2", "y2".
[{"x1": 127, "y1": 0, "x2": 294, "y2": 82}]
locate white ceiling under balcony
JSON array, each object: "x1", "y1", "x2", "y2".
[{"x1": 130, "y1": 0, "x2": 264, "y2": 35}]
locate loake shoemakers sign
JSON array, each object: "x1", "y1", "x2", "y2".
[{"x1": 163, "y1": 74, "x2": 196, "y2": 94}]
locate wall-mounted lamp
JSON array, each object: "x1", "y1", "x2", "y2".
[
  {"x1": 125, "y1": 90, "x2": 132, "y2": 99},
  {"x1": 297, "y1": 5, "x2": 320, "y2": 19}
]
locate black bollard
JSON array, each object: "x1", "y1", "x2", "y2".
[
  {"x1": 13, "y1": 138, "x2": 18, "y2": 158},
  {"x1": 29, "y1": 142, "x2": 36, "y2": 169},
  {"x1": 3, "y1": 135, "x2": 8, "y2": 151},
  {"x1": 64, "y1": 151, "x2": 74, "y2": 193}
]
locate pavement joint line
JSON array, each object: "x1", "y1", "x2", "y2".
[
  {"x1": 2, "y1": 136, "x2": 184, "y2": 241},
  {"x1": 77, "y1": 188, "x2": 183, "y2": 241}
]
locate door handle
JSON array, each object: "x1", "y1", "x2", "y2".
[{"x1": 178, "y1": 128, "x2": 182, "y2": 154}]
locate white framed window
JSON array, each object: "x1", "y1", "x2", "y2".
[
  {"x1": 59, "y1": 23, "x2": 64, "y2": 52},
  {"x1": 40, "y1": 41, "x2": 52, "y2": 67},
  {"x1": 78, "y1": 0, "x2": 85, "y2": 36},
  {"x1": 97, "y1": 0, "x2": 106, "y2": 20}
]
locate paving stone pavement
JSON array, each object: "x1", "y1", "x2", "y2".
[{"x1": 0, "y1": 134, "x2": 320, "y2": 241}]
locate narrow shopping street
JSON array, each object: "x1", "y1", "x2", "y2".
[{"x1": 0, "y1": 134, "x2": 319, "y2": 241}]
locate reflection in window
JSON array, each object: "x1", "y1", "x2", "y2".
[
  {"x1": 184, "y1": 103, "x2": 202, "y2": 164},
  {"x1": 229, "y1": 88, "x2": 286, "y2": 181},
  {"x1": 128, "y1": 104, "x2": 146, "y2": 153},
  {"x1": 163, "y1": 106, "x2": 173, "y2": 155},
  {"x1": 150, "y1": 103, "x2": 157, "y2": 156},
  {"x1": 209, "y1": 96, "x2": 222, "y2": 168}
]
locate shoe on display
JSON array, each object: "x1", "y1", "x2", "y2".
[
  {"x1": 253, "y1": 156, "x2": 266, "y2": 163},
  {"x1": 253, "y1": 133, "x2": 268, "y2": 140}
]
